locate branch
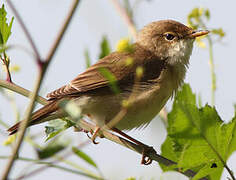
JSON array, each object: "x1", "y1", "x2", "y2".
[
  {"x1": 0, "y1": 80, "x2": 47, "y2": 105},
  {"x1": 1, "y1": 53, "x2": 12, "y2": 83},
  {"x1": 1, "y1": 0, "x2": 80, "y2": 179},
  {"x1": 0, "y1": 156, "x2": 102, "y2": 180},
  {"x1": 0, "y1": 81, "x2": 208, "y2": 180}
]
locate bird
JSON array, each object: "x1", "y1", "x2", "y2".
[{"x1": 7, "y1": 20, "x2": 209, "y2": 164}]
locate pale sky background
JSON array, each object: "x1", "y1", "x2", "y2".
[{"x1": 0, "y1": 0, "x2": 236, "y2": 179}]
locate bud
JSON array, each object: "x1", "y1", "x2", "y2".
[
  {"x1": 136, "y1": 66, "x2": 144, "y2": 79},
  {"x1": 125, "y1": 57, "x2": 133, "y2": 66},
  {"x1": 116, "y1": 38, "x2": 133, "y2": 53}
]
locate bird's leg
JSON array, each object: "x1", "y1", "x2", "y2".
[
  {"x1": 87, "y1": 126, "x2": 101, "y2": 144},
  {"x1": 73, "y1": 126, "x2": 89, "y2": 133},
  {"x1": 112, "y1": 127, "x2": 156, "y2": 165}
]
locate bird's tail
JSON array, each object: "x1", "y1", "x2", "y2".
[{"x1": 7, "y1": 100, "x2": 59, "y2": 135}]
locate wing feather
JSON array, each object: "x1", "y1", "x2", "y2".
[{"x1": 47, "y1": 44, "x2": 164, "y2": 100}]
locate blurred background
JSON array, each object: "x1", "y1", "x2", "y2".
[{"x1": 0, "y1": 0, "x2": 235, "y2": 179}]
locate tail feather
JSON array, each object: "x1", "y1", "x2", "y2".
[{"x1": 7, "y1": 100, "x2": 59, "y2": 135}]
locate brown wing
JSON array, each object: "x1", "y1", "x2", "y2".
[{"x1": 47, "y1": 44, "x2": 164, "y2": 100}]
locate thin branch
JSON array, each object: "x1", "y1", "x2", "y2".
[
  {"x1": 207, "y1": 37, "x2": 216, "y2": 106},
  {"x1": 1, "y1": 70, "x2": 44, "y2": 180},
  {"x1": 77, "y1": 120, "x2": 208, "y2": 180},
  {"x1": 0, "y1": 156, "x2": 102, "y2": 180},
  {"x1": 1, "y1": 53, "x2": 12, "y2": 83},
  {"x1": 110, "y1": 0, "x2": 138, "y2": 40},
  {"x1": 0, "y1": 80, "x2": 47, "y2": 105},
  {"x1": 1, "y1": 0, "x2": 80, "y2": 179},
  {"x1": 198, "y1": 21, "x2": 216, "y2": 106},
  {"x1": 15, "y1": 141, "x2": 102, "y2": 180},
  {"x1": 6, "y1": 0, "x2": 41, "y2": 62},
  {"x1": 0, "y1": 81, "x2": 208, "y2": 179}
]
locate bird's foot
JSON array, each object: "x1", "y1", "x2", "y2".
[
  {"x1": 141, "y1": 145, "x2": 156, "y2": 165},
  {"x1": 111, "y1": 127, "x2": 155, "y2": 165},
  {"x1": 73, "y1": 126, "x2": 89, "y2": 133},
  {"x1": 87, "y1": 126, "x2": 101, "y2": 144}
]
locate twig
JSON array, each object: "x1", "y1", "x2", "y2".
[
  {"x1": 15, "y1": 141, "x2": 102, "y2": 180},
  {"x1": 198, "y1": 21, "x2": 216, "y2": 106},
  {"x1": 207, "y1": 37, "x2": 216, "y2": 106},
  {"x1": 1, "y1": 53, "x2": 12, "y2": 83},
  {"x1": 0, "y1": 81, "x2": 208, "y2": 179},
  {"x1": 1, "y1": 0, "x2": 80, "y2": 179},
  {"x1": 110, "y1": 0, "x2": 137, "y2": 40},
  {"x1": 0, "y1": 156, "x2": 102, "y2": 180},
  {"x1": 0, "y1": 80, "x2": 47, "y2": 105},
  {"x1": 77, "y1": 120, "x2": 208, "y2": 180}
]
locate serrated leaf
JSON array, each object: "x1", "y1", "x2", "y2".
[
  {"x1": 161, "y1": 84, "x2": 236, "y2": 180},
  {"x1": 37, "y1": 144, "x2": 66, "y2": 159},
  {"x1": 72, "y1": 147, "x2": 97, "y2": 168},
  {"x1": 99, "y1": 67, "x2": 120, "y2": 94},
  {"x1": 98, "y1": 36, "x2": 111, "y2": 59},
  {"x1": 0, "y1": 4, "x2": 14, "y2": 45}
]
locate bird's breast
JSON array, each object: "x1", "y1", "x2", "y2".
[{"x1": 78, "y1": 65, "x2": 186, "y2": 131}]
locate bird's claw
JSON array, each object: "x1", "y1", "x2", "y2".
[
  {"x1": 141, "y1": 146, "x2": 156, "y2": 165},
  {"x1": 86, "y1": 127, "x2": 100, "y2": 144}
]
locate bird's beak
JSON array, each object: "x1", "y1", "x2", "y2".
[{"x1": 188, "y1": 30, "x2": 210, "y2": 38}]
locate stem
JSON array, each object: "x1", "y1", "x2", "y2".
[
  {"x1": 1, "y1": 70, "x2": 44, "y2": 180},
  {"x1": 0, "y1": 80, "x2": 47, "y2": 105},
  {"x1": 0, "y1": 156, "x2": 102, "y2": 180},
  {"x1": 1, "y1": 53, "x2": 13, "y2": 83},
  {"x1": 198, "y1": 20, "x2": 216, "y2": 106},
  {"x1": 207, "y1": 37, "x2": 216, "y2": 106}
]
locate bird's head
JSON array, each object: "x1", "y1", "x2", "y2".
[{"x1": 137, "y1": 20, "x2": 209, "y2": 65}]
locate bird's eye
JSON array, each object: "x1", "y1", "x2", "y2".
[{"x1": 164, "y1": 33, "x2": 175, "y2": 41}]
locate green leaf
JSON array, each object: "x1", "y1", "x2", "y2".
[
  {"x1": 45, "y1": 100, "x2": 82, "y2": 141},
  {"x1": 204, "y1": 9, "x2": 210, "y2": 20},
  {"x1": 45, "y1": 119, "x2": 73, "y2": 141},
  {"x1": 37, "y1": 143, "x2": 66, "y2": 159},
  {"x1": 72, "y1": 147, "x2": 97, "y2": 168},
  {"x1": 161, "y1": 84, "x2": 236, "y2": 180},
  {"x1": 125, "y1": 177, "x2": 136, "y2": 180},
  {"x1": 98, "y1": 67, "x2": 120, "y2": 94},
  {"x1": 0, "y1": 4, "x2": 14, "y2": 45},
  {"x1": 98, "y1": 36, "x2": 111, "y2": 59},
  {"x1": 84, "y1": 49, "x2": 91, "y2": 68}
]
